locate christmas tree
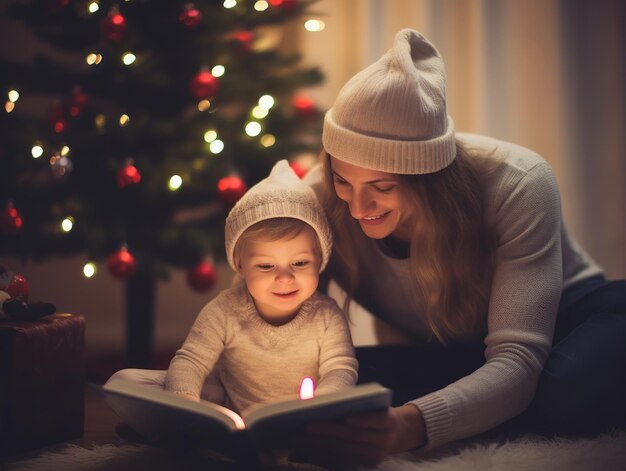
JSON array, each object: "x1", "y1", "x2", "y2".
[{"x1": 0, "y1": 0, "x2": 324, "y2": 366}]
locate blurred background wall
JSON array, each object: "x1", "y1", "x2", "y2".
[{"x1": 3, "y1": 0, "x2": 624, "y2": 369}]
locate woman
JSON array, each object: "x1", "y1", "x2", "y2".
[{"x1": 294, "y1": 29, "x2": 626, "y2": 467}]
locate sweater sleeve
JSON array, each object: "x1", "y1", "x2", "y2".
[
  {"x1": 164, "y1": 292, "x2": 229, "y2": 398},
  {"x1": 316, "y1": 298, "x2": 359, "y2": 394},
  {"x1": 410, "y1": 162, "x2": 562, "y2": 448}
]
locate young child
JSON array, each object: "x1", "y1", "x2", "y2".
[
  {"x1": 165, "y1": 160, "x2": 357, "y2": 413},
  {"x1": 107, "y1": 160, "x2": 357, "y2": 416}
]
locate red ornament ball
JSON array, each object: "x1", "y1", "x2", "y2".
[
  {"x1": 6, "y1": 274, "x2": 29, "y2": 300},
  {"x1": 179, "y1": 4, "x2": 203, "y2": 29},
  {"x1": 232, "y1": 30, "x2": 254, "y2": 51},
  {"x1": 292, "y1": 95, "x2": 317, "y2": 118},
  {"x1": 217, "y1": 175, "x2": 247, "y2": 207},
  {"x1": 48, "y1": 103, "x2": 67, "y2": 133},
  {"x1": 68, "y1": 87, "x2": 88, "y2": 118},
  {"x1": 189, "y1": 70, "x2": 218, "y2": 99},
  {"x1": 117, "y1": 163, "x2": 142, "y2": 189},
  {"x1": 269, "y1": 0, "x2": 297, "y2": 8},
  {"x1": 0, "y1": 202, "x2": 23, "y2": 234},
  {"x1": 107, "y1": 247, "x2": 137, "y2": 280},
  {"x1": 187, "y1": 261, "x2": 217, "y2": 292},
  {"x1": 101, "y1": 11, "x2": 127, "y2": 41},
  {"x1": 289, "y1": 161, "x2": 307, "y2": 179}
]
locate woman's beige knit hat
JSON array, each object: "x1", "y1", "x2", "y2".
[
  {"x1": 225, "y1": 160, "x2": 332, "y2": 273},
  {"x1": 323, "y1": 29, "x2": 455, "y2": 174}
]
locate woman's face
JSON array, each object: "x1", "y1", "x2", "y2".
[{"x1": 330, "y1": 156, "x2": 412, "y2": 240}]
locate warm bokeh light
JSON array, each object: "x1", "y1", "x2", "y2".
[
  {"x1": 260, "y1": 134, "x2": 276, "y2": 147},
  {"x1": 209, "y1": 139, "x2": 225, "y2": 154},
  {"x1": 211, "y1": 65, "x2": 225, "y2": 77},
  {"x1": 197, "y1": 99, "x2": 211, "y2": 111},
  {"x1": 204, "y1": 130, "x2": 218, "y2": 143},
  {"x1": 60, "y1": 145, "x2": 70, "y2": 156},
  {"x1": 258, "y1": 94, "x2": 275, "y2": 110},
  {"x1": 119, "y1": 114, "x2": 130, "y2": 126},
  {"x1": 86, "y1": 53, "x2": 103, "y2": 65},
  {"x1": 122, "y1": 52, "x2": 136, "y2": 65},
  {"x1": 61, "y1": 217, "x2": 74, "y2": 233},
  {"x1": 168, "y1": 175, "x2": 183, "y2": 191},
  {"x1": 223, "y1": 0, "x2": 237, "y2": 8},
  {"x1": 31, "y1": 144, "x2": 44, "y2": 159},
  {"x1": 245, "y1": 121, "x2": 262, "y2": 137},
  {"x1": 8, "y1": 90, "x2": 19, "y2": 102},
  {"x1": 254, "y1": 0, "x2": 269, "y2": 11},
  {"x1": 83, "y1": 262, "x2": 97, "y2": 278},
  {"x1": 304, "y1": 19, "x2": 325, "y2": 32},
  {"x1": 88, "y1": 2, "x2": 99, "y2": 13},
  {"x1": 95, "y1": 114, "x2": 106, "y2": 128},
  {"x1": 252, "y1": 106, "x2": 268, "y2": 119}
]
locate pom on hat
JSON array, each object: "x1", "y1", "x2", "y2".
[
  {"x1": 323, "y1": 29, "x2": 455, "y2": 174},
  {"x1": 225, "y1": 160, "x2": 332, "y2": 273}
]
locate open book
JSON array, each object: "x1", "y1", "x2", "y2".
[{"x1": 96, "y1": 379, "x2": 391, "y2": 461}]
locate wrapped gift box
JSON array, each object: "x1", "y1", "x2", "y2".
[{"x1": 0, "y1": 313, "x2": 85, "y2": 455}]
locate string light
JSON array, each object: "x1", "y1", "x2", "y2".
[
  {"x1": 119, "y1": 114, "x2": 130, "y2": 126},
  {"x1": 61, "y1": 216, "x2": 74, "y2": 233},
  {"x1": 88, "y1": 2, "x2": 99, "y2": 13},
  {"x1": 83, "y1": 262, "x2": 97, "y2": 278},
  {"x1": 86, "y1": 53, "x2": 103, "y2": 65},
  {"x1": 252, "y1": 106, "x2": 268, "y2": 119},
  {"x1": 204, "y1": 130, "x2": 218, "y2": 143},
  {"x1": 245, "y1": 121, "x2": 262, "y2": 137},
  {"x1": 8, "y1": 90, "x2": 19, "y2": 102},
  {"x1": 260, "y1": 134, "x2": 276, "y2": 147},
  {"x1": 95, "y1": 114, "x2": 106, "y2": 128},
  {"x1": 122, "y1": 52, "x2": 136, "y2": 65},
  {"x1": 254, "y1": 1, "x2": 269, "y2": 11},
  {"x1": 5, "y1": 102, "x2": 14, "y2": 113},
  {"x1": 31, "y1": 144, "x2": 44, "y2": 159},
  {"x1": 223, "y1": 0, "x2": 237, "y2": 8},
  {"x1": 197, "y1": 99, "x2": 211, "y2": 111},
  {"x1": 60, "y1": 145, "x2": 70, "y2": 156},
  {"x1": 304, "y1": 19, "x2": 325, "y2": 32},
  {"x1": 211, "y1": 65, "x2": 225, "y2": 77},
  {"x1": 168, "y1": 175, "x2": 183, "y2": 191},
  {"x1": 209, "y1": 140, "x2": 224, "y2": 154},
  {"x1": 258, "y1": 95, "x2": 275, "y2": 110}
]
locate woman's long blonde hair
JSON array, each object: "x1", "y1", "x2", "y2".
[{"x1": 321, "y1": 141, "x2": 499, "y2": 343}]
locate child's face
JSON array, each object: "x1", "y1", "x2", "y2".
[{"x1": 237, "y1": 229, "x2": 320, "y2": 325}]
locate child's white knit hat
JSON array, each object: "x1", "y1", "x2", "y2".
[
  {"x1": 323, "y1": 29, "x2": 455, "y2": 174},
  {"x1": 225, "y1": 160, "x2": 332, "y2": 272}
]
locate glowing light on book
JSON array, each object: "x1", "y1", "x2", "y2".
[{"x1": 299, "y1": 377, "x2": 315, "y2": 400}]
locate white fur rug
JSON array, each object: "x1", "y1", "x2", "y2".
[{"x1": 6, "y1": 431, "x2": 626, "y2": 471}]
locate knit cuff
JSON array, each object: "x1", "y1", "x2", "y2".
[{"x1": 409, "y1": 393, "x2": 451, "y2": 449}]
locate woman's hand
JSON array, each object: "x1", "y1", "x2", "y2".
[{"x1": 291, "y1": 404, "x2": 426, "y2": 468}]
